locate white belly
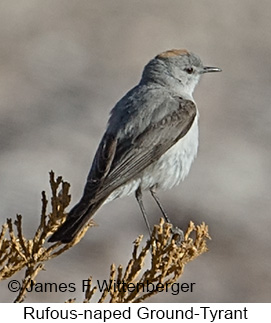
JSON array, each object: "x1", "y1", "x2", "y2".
[{"x1": 106, "y1": 115, "x2": 199, "y2": 202}]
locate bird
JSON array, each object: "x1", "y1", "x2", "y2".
[{"x1": 49, "y1": 49, "x2": 221, "y2": 243}]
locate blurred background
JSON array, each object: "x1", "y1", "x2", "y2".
[{"x1": 0, "y1": 0, "x2": 270, "y2": 302}]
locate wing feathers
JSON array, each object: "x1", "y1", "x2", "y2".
[{"x1": 91, "y1": 97, "x2": 197, "y2": 201}]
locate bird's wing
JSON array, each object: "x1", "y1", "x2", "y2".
[{"x1": 84, "y1": 96, "x2": 197, "y2": 203}]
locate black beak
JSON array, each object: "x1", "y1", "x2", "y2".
[{"x1": 201, "y1": 66, "x2": 222, "y2": 74}]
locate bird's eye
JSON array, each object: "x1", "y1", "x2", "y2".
[{"x1": 185, "y1": 67, "x2": 194, "y2": 74}]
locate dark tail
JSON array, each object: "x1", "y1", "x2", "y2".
[{"x1": 48, "y1": 199, "x2": 105, "y2": 243}]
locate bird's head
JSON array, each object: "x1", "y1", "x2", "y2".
[{"x1": 141, "y1": 49, "x2": 221, "y2": 97}]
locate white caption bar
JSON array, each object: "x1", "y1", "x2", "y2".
[{"x1": 1, "y1": 303, "x2": 268, "y2": 322}]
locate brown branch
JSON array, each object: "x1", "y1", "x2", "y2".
[{"x1": 0, "y1": 171, "x2": 210, "y2": 303}]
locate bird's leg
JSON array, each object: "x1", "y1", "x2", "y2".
[
  {"x1": 135, "y1": 187, "x2": 152, "y2": 237},
  {"x1": 149, "y1": 187, "x2": 171, "y2": 223},
  {"x1": 150, "y1": 187, "x2": 184, "y2": 245}
]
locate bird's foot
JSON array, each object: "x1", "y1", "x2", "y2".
[{"x1": 170, "y1": 226, "x2": 184, "y2": 246}]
